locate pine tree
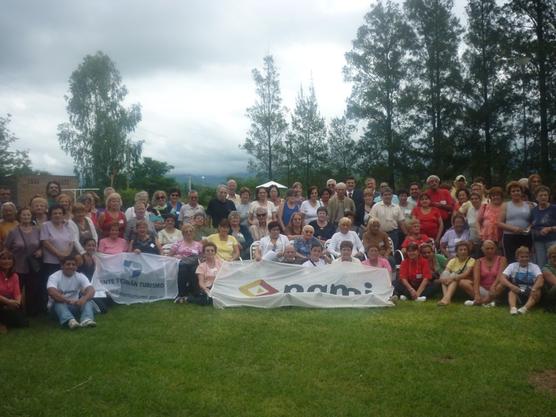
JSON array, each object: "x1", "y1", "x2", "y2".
[
  {"x1": 243, "y1": 55, "x2": 288, "y2": 180},
  {"x1": 504, "y1": 0, "x2": 556, "y2": 180},
  {"x1": 404, "y1": 0, "x2": 464, "y2": 178},
  {"x1": 289, "y1": 83, "x2": 327, "y2": 187},
  {"x1": 461, "y1": 0, "x2": 513, "y2": 184},
  {"x1": 344, "y1": 0, "x2": 414, "y2": 187},
  {"x1": 327, "y1": 116, "x2": 357, "y2": 179}
]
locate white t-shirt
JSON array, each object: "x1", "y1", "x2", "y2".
[
  {"x1": 178, "y1": 204, "x2": 205, "y2": 224},
  {"x1": 46, "y1": 270, "x2": 92, "y2": 308},
  {"x1": 258, "y1": 234, "x2": 290, "y2": 260},
  {"x1": 333, "y1": 257, "x2": 362, "y2": 264},
  {"x1": 502, "y1": 262, "x2": 542, "y2": 286},
  {"x1": 248, "y1": 201, "x2": 277, "y2": 220},
  {"x1": 302, "y1": 258, "x2": 327, "y2": 267},
  {"x1": 328, "y1": 231, "x2": 365, "y2": 256},
  {"x1": 300, "y1": 200, "x2": 323, "y2": 225}
]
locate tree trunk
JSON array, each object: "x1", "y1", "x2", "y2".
[{"x1": 535, "y1": 0, "x2": 549, "y2": 177}]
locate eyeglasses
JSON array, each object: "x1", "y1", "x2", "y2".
[
  {"x1": 257, "y1": 214, "x2": 267, "y2": 218},
  {"x1": 156, "y1": 196, "x2": 165, "y2": 200},
  {"x1": 171, "y1": 193, "x2": 179, "y2": 197}
]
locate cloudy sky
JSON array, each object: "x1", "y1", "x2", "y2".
[{"x1": 1, "y1": 0, "x2": 466, "y2": 177}]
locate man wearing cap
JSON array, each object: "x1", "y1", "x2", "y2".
[
  {"x1": 425, "y1": 175, "x2": 455, "y2": 234},
  {"x1": 451, "y1": 175, "x2": 467, "y2": 199}
]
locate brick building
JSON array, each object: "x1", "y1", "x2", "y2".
[{"x1": 3, "y1": 175, "x2": 79, "y2": 207}]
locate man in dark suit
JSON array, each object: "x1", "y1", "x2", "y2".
[{"x1": 346, "y1": 176, "x2": 364, "y2": 226}]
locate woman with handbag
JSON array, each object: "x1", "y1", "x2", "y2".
[
  {"x1": 5, "y1": 207, "x2": 42, "y2": 315},
  {"x1": 437, "y1": 241, "x2": 475, "y2": 306}
]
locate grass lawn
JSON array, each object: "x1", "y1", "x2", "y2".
[{"x1": 1, "y1": 301, "x2": 555, "y2": 417}]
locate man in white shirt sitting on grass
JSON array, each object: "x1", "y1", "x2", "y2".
[{"x1": 47, "y1": 257, "x2": 97, "y2": 330}]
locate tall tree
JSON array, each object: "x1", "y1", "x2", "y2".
[
  {"x1": 404, "y1": 0, "x2": 464, "y2": 178},
  {"x1": 461, "y1": 0, "x2": 512, "y2": 184},
  {"x1": 242, "y1": 55, "x2": 288, "y2": 180},
  {"x1": 289, "y1": 83, "x2": 327, "y2": 187},
  {"x1": 327, "y1": 116, "x2": 357, "y2": 179},
  {"x1": 0, "y1": 114, "x2": 33, "y2": 177},
  {"x1": 344, "y1": 0, "x2": 414, "y2": 187},
  {"x1": 58, "y1": 51, "x2": 143, "y2": 188},
  {"x1": 505, "y1": 0, "x2": 556, "y2": 179}
]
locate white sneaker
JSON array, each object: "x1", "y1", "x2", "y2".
[
  {"x1": 517, "y1": 306, "x2": 528, "y2": 315},
  {"x1": 68, "y1": 319, "x2": 80, "y2": 330},
  {"x1": 80, "y1": 319, "x2": 97, "y2": 328},
  {"x1": 416, "y1": 296, "x2": 427, "y2": 302},
  {"x1": 464, "y1": 300, "x2": 475, "y2": 306},
  {"x1": 510, "y1": 307, "x2": 518, "y2": 315},
  {"x1": 399, "y1": 295, "x2": 407, "y2": 301}
]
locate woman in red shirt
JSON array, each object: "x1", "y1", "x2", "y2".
[
  {"x1": 97, "y1": 193, "x2": 126, "y2": 238},
  {"x1": 401, "y1": 219, "x2": 433, "y2": 252},
  {"x1": 395, "y1": 243, "x2": 436, "y2": 301},
  {"x1": 0, "y1": 250, "x2": 29, "y2": 333},
  {"x1": 411, "y1": 194, "x2": 443, "y2": 245}
]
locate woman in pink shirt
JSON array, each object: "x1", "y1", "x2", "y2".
[
  {"x1": 464, "y1": 240, "x2": 507, "y2": 306},
  {"x1": 187, "y1": 242, "x2": 222, "y2": 306},
  {"x1": 362, "y1": 244, "x2": 392, "y2": 272},
  {"x1": 477, "y1": 186, "x2": 504, "y2": 245},
  {"x1": 98, "y1": 223, "x2": 128, "y2": 254}
]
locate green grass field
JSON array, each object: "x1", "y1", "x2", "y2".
[{"x1": 2, "y1": 301, "x2": 555, "y2": 417}]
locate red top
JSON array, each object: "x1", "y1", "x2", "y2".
[
  {"x1": 98, "y1": 211, "x2": 126, "y2": 238},
  {"x1": 411, "y1": 206, "x2": 442, "y2": 239},
  {"x1": 401, "y1": 234, "x2": 431, "y2": 249},
  {"x1": 425, "y1": 188, "x2": 454, "y2": 220},
  {"x1": 0, "y1": 271, "x2": 21, "y2": 300},
  {"x1": 399, "y1": 257, "x2": 431, "y2": 287}
]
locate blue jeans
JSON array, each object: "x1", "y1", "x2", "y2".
[
  {"x1": 52, "y1": 301, "x2": 95, "y2": 326},
  {"x1": 534, "y1": 240, "x2": 556, "y2": 268},
  {"x1": 387, "y1": 229, "x2": 400, "y2": 251}
]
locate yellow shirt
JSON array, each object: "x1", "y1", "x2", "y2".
[
  {"x1": 0, "y1": 220, "x2": 18, "y2": 242},
  {"x1": 207, "y1": 234, "x2": 238, "y2": 261},
  {"x1": 446, "y1": 256, "x2": 475, "y2": 274}
]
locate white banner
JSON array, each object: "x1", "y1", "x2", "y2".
[
  {"x1": 210, "y1": 261, "x2": 394, "y2": 309},
  {"x1": 92, "y1": 253, "x2": 179, "y2": 304}
]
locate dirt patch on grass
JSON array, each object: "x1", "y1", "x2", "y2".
[
  {"x1": 436, "y1": 355, "x2": 455, "y2": 364},
  {"x1": 529, "y1": 369, "x2": 556, "y2": 395}
]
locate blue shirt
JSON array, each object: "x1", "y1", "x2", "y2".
[
  {"x1": 294, "y1": 236, "x2": 321, "y2": 258},
  {"x1": 531, "y1": 204, "x2": 556, "y2": 242}
]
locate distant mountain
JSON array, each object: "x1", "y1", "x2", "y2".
[{"x1": 172, "y1": 173, "x2": 250, "y2": 187}]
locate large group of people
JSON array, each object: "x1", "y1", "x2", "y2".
[{"x1": 1, "y1": 172, "x2": 556, "y2": 333}]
